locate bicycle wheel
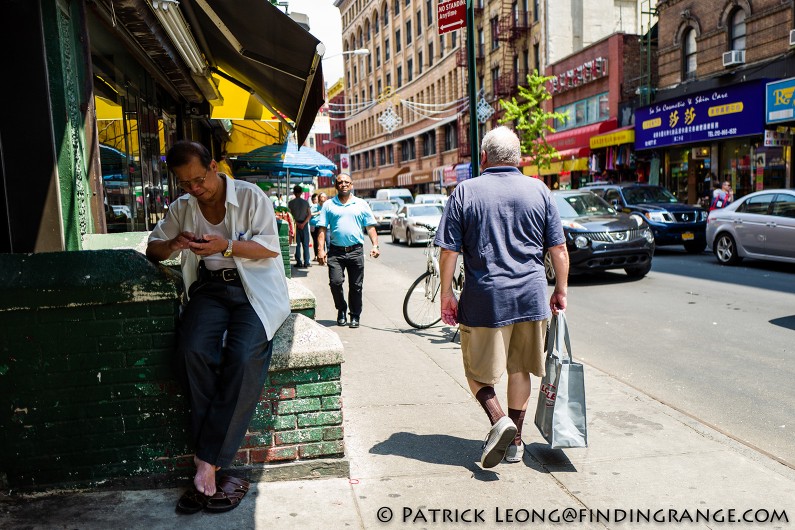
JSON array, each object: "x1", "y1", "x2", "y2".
[{"x1": 403, "y1": 271, "x2": 442, "y2": 329}]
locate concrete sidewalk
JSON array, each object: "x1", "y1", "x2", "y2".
[{"x1": 3, "y1": 256, "x2": 795, "y2": 529}]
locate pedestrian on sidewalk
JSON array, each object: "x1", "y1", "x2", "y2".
[
  {"x1": 146, "y1": 140, "x2": 290, "y2": 513},
  {"x1": 317, "y1": 174, "x2": 380, "y2": 329},
  {"x1": 434, "y1": 126, "x2": 570, "y2": 469},
  {"x1": 288, "y1": 184, "x2": 312, "y2": 268},
  {"x1": 310, "y1": 192, "x2": 328, "y2": 262}
]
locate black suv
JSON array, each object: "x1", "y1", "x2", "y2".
[{"x1": 585, "y1": 184, "x2": 707, "y2": 253}]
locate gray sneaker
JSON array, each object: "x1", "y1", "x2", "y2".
[
  {"x1": 503, "y1": 441, "x2": 524, "y2": 463},
  {"x1": 480, "y1": 416, "x2": 518, "y2": 469}
]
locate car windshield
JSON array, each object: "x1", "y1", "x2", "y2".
[
  {"x1": 623, "y1": 186, "x2": 678, "y2": 204},
  {"x1": 370, "y1": 201, "x2": 396, "y2": 212},
  {"x1": 555, "y1": 193, "x2": 615, "y2": 218},
  {"x1": 408, "y1": 205, "x2": 443, "y2": 217}
]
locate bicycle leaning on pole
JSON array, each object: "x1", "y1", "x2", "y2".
[{"x1": 402, "y1": 224, "x2": 464, "y2": 329}]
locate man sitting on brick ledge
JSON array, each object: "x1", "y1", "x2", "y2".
[{"x1": 146, "y1": 141, "x2": 290, "y2": 513}]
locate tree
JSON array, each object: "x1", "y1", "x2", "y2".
[{"x1": 498, "y1": 69, "x2": 568, "y2": 171}]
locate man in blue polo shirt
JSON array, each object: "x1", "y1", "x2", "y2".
[
  {"x1": 435, "y1": 126, "x2": 569, "y2": 468},
  {"x1": 317, "y1": 174, "x2": 380, "y2": 328}
]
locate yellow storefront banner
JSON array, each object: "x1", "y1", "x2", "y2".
[
  {"x1": 522, "y1": 158, "x2": 588, "y2": 176},
  {"x1": 590, "y1": 129, "x2": 635, "y2": 149}
]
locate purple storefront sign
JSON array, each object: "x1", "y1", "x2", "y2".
[{"x1": 635, "y1": 81, "x2": 766, "y2": 150}]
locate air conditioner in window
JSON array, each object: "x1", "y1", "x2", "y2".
[
  {"x1": 722, "y1": 49, "x2": 745, "y2": 67},
  {"x1": 790, "y1": 29, "x2": 795, "y2": 47}
]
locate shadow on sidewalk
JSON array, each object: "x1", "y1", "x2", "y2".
[
  {"x1": 526, "y1": 443, "x2": 578, "y2": 472},
  {"x1": 370, "y1": 433, "x2": 549, "y2": 480}
]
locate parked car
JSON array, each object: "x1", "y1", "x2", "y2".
[
  {"x1": 586, "y1": 184, "x2": 707, "y2": 253},
  {"x1": 415, "y1": 193, "x2": 447, "y2": 206},
  {"x1": 706, "y1": 189, "x2": 795, "y2": 265},
  {"x1": 547, "y1": 190, "x2": 656, "y2": 282},
  {"x1": 376, "y1": 188, "x2": 414, "y2": 204},
  {"x1": 390, "y1": 204, "x2": 444, "y2": 246},
  {"x1": 367, "y1": 200, "x2": 399, "y2": 233}
]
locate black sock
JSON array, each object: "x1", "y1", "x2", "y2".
[
  {"x1": 508, "y1": 408, "x2": 526, "y2": 445},
  {"x1": 475, "y1": 386, "x2": 505, "y2": 425}
]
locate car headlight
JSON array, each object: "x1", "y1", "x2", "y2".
[
  {"x1": 629, "y1": 214, "x2": 645, "y2": 227},
  {"x1": 574, "y1": 235, "x2": 589, "y2": 249},
  {"x1": 645, "y1": 211, "x2": 673, "y2": 223},
  {"x1": 643, "y1": 227, "x2": 655, "y2": 243},
  {"x1": 698, "y1": 210, "x2": 707, "y2": 221},
  {"x1": 564, "y1": 220, "x2": 587, "y2": 230}
]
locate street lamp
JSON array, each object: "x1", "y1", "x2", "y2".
[
  {"x1": 322, "y1": 49, "x2": 370, "y2": 60},
  {"x1": 322, "y1": 139, "x2": 348, "y2": 149}
]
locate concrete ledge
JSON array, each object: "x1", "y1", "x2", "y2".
[
  {"x1": 272, "y1": 313, "x2": 343, "y2": 371},
  {"x1": 286, "y1": 278, "x2": 316, "y2": 318}
]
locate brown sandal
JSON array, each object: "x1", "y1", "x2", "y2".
[
  {"x1": 205, "y1": 476, "x2": 250, "y2": 513},
  {"x1": 176, "y1": 486, "x2": 208, "y2": 514}
]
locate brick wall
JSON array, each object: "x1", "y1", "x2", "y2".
[
  {"x1": 657, "y1": 0, "x2": 792, "y2": 88},
  {"x1": 0, "y1": 250, "x2": 343, "y2": 491}
]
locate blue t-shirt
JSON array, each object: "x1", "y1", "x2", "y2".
[
  {"x1": 318, "y1": 195, "x2": 377, "y2": 247},
  {"x1": 434, "y1": 166, "x2": 565, "y2": 327},
  {"x1": 309, "y1": 203, "x2": 321, "y2": 228}
]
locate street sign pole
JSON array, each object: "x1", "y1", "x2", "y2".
[{"x1": 466, "y1": 0, "x2": 479, "y2": 177}]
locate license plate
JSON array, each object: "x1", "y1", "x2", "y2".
[{"x1": 682, "y1": 232, "x2": 695, "y2": 241}]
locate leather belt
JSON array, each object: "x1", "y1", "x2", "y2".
[
  {"x1": 204, "y1": 268, "x2": 241, "y2": 283},
  {"x1": 330, "y1": 243, "x2": 363, "y2": 253}
]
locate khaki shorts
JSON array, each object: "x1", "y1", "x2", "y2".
[{"x1": 460, "y1": 320, "x2": 548, "y2": 385}]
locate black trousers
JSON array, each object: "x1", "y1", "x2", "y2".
[
  {"x1": 177, "y1": 280, "x2": 272, "y2": 467},
  {"x1": 327, "y1": 245, "x2": 365, "y2": 318}
]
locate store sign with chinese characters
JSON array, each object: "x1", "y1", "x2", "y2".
[
  {"x1": 549, "y1": 58, "x2": 608, "y2": 94},
  {"x1": 763, "y1": 129, "x2": 791, "y2": 147},
  {"x1": 634, "y1": 81, "x2": 765, "y2": 150}
]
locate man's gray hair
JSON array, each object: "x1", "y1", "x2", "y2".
[{"x1": 480, "y1": 126, "x2": 521, "y2": 166}]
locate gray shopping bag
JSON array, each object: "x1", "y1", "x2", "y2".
[{"x1": 534, "y1": 312, "x2": 588, "y2": 448}]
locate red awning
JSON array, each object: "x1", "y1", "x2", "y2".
[
  {"x1": 544, "y1": 119, "x2": 617, "y2": 151},
  {"x1": 553, "y1": 147, "x2": 590, "y2": 160}
]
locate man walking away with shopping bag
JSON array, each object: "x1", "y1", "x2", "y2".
[{"x1": 435, "y1": 127, "x2": 569, "y2": 468}]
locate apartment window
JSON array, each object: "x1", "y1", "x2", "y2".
[
  {"x1": 366, "y1": 20, "x2": 371, "y2": 41},
  {"x1": 367, "y1": 55, "x2": 372, "y2": 74},
  {"x1": 532, "y1": 44, "x2": 538, "y2": 71},
  {"x1": 478, "y1": 28, "x2": 484, "y2": 57},
  {"x1": 439, "y1": 35, "x2": 445, "y2": 56},
  {"x1": 490, "y1": 17, "x2": 499, "y2": 50},
  {"x1": 406, "y1": 21, "x2": 412, "y2": 44},
  {"x1": 407, "y1": 58, "x2": 413, "y2": 81},
  {"x1": 369, "y1": 85, "x2": 374, "y2": 101},
  {"x1": 533, "y1": 0, "x2": 539, "y2": 21},
  {"x1": 353, "y1": 65, "x2": 358, "y2": 83},
  {"x1": 375, "y1": 12, "x2": 379, "y2": 33},
  {"x1": 682, "y1": 28, "x2": 697, "y2": 81},
  {"x1": 416, "y1": 9, "x2": 422, "y2": 33},
  {"x1": 396, "y1": 29, "x2": 402, "y2": 52},
  {"x1": 444, "y1": 123, "x2": 457, "y2": 150},
  {"x1": 422, "y1": 130, "x2": 436, "y2": 156},
  {"x1": 491, "y1": 66, "x2": 500, "y2": 93},
  {"x1": 385, "y1": 38, "x2": 391, "y2": 60},
  {"x1": 358, "y1": 31, "x2": 363, "y2": 48},
  {"x1": 427, "y1": 0, "x2": 433, "y2": 25},
  {"x1": 452, "y1": 31, "x2": 457, "y2": 48},
  {"x1": 386, "y1": 72, "x2": 391, "y2": 87},
  {"x1": 397, "y1": 65, "x2": 403, "y2": 87},
  {"x1": 384, "y1": 5, "x2": 389, "y2": 24},
  {"x1": 394, "y1": 0, "x2": 399, "y2": 14},
  {"x1": 428, "y1": 42, "x2": 434, "y2": 66},
  {"x1": 405, "y1": 0, "x2": 410, "y2": 5},
  {"x1": 730, "y1": 9, "x2": 746, "y2": 51},
  {"x1": 376, "y1": 46, "x2": 381, "y2": 66},
  {"x1": 388, "y1": 145, "x2": 394, "y2": 163},
  {"x1": 418, "y1": 51, "x2": 423, "y2": 74},
  {"x1": 400, "y1": 139, "x2": 416, "y2": 161},
  {"x1": 378, "y1": 79, "x2": 382, "y2": 93},
  {"x1": 379, "y1": 147, "x2": 386, "y2": 165}
]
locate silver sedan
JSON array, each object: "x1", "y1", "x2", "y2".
[
  {"x1": 390, "y1": 204, "x2": 444, "y2": 246},
  {"x1": 706, "y1": 189, "x2": 795, "y2": 265}
]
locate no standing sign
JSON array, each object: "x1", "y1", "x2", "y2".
[{"x1": 438, "y1": 0, "x2": 466, "y2": 35}]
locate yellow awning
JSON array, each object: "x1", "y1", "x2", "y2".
[
  {"x1": 590, "y1": 127, "x2": 635, "y2": 149},
  {"x1": 522, "y1": 158, "x2": 588, "y2": 176},
  {"x1": 210, "y1": 72, "x2": 283, "y2": 122},
  {"x1": 224, "y1": 120, "x2": 282, "y2": 156}
]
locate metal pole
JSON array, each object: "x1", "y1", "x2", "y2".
[{"x1": 466, "y1": 0, "x2": 479, "y2": 177}]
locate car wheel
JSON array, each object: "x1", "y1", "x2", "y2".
[
  {"x1": 684, "y1": 239, "x2": 706, "y2": 254},
  {"x1": 543, "y1": 251, "x2": 556, "y2": 284},
  {"x1": 625, "y1": 260, "x2": 652, "y2": 278},
  {"x1": 407, "y1": 229, "x2": 414, "y2": 247},
  {"x1": 714, "y1": 233, "x2": 742, "y2": 265},
  {"x1": 391, "y1": 229, "x2": 400, "y2": 244}
]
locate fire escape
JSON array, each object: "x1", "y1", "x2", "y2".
[{"x1": 493, "y1": 2, "x2": 532, "y2": 114}]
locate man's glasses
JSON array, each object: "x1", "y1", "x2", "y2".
[
  {"x1": 178, "y1": 169, "x2": 209, "y2": 191},
  {"x1": 336, "y1": 181, "x2": 352, "y2": 187}
]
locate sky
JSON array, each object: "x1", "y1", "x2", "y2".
[{"x1": 288, "y1": 0, "x2": 345, "y2": 86}]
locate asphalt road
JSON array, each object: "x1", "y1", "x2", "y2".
[{"x1": 379, "y1": 237, "x2": 795, "y2": 468}]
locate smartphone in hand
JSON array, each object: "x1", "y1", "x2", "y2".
[{"x1": 193, "y1": 238, "x2": 209, "y2": 243}]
